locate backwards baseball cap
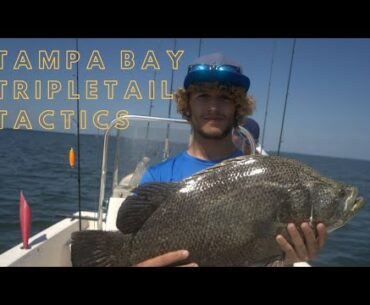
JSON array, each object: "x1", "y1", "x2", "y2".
[{"x1": 184, "y1": 53, "x2": 250, "y2": 92}]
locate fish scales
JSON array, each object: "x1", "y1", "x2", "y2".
[{"x1": 71, "y1": 155, "x2": 366, "y2": 266}]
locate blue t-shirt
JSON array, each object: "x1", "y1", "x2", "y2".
[{"x1": 140, "y1": 150, "x2": 243, "y2": 184}]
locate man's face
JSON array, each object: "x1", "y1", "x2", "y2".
[{"x1": 188, "y1": 85, "x2": 236, "y2": 140}]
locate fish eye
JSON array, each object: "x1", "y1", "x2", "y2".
[{"x1": 338, "y1": 189, "x2": 346, "y2": 197}]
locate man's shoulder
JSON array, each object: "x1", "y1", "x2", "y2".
[{"x1": 140, "y1": 151, "x2": 188, "y2": 184}]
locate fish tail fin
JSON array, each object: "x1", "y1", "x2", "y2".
[{"x1": 71, "y1": 230, "x2": 132, "y2": 267}]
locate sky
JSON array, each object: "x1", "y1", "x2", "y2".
[{"x1": 0, "y1": 38, "x2": 370, "y2": 161}]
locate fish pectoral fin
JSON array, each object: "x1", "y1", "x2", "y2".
[
  {"x1": 116, "y1": 182, "x2": 179, "y2": 234},
  {"x1": 71, "y1": 230, "x2": 130, "y2": 267}
]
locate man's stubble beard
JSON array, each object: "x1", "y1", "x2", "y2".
[{"x1": 192, "y1": 120, "x2": 234, "y2": 140}]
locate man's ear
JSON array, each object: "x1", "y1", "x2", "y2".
[{"x1": 185, "y1": 106, "x2": 191, "y2": 117}]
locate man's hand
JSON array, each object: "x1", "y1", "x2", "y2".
[
  {"x1": 273, "y1": 222, "x2": 327, "y2": 267},
  {"x1": 134, "y1": 250, "x2": 198, "y2": 267}
]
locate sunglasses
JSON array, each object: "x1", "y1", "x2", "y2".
[{"x1": 187, "y1": 64, "x2": 242, "y2": 74}]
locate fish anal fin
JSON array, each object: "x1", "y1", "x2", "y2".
[{"x1": 71, "y1": 230, "x2": 131, "y2": 267}]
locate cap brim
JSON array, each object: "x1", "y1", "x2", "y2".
[{"x1": 184, "y1": 70, "x2": 250, "y2": 92}]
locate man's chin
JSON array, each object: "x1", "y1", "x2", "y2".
[{"x1": 198, "y1": 128, "x2": 231, "y2": 140}]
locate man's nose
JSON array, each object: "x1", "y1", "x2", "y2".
[
  {"x1": 207, "y1": 103, "x2": 221, "y2": 112},
  {"x1": 207, "y1": 98, "x2": 222, "y2": 110}
]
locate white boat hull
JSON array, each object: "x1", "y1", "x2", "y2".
[{"x1": 0, "y1": 211, "x2": 97, "y2": 267}]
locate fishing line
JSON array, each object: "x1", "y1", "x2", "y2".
[
  {"x1": 75, "y1": 38, "x2": 82, "y2": 231},
  {"x1": 277, "y1": 38, "x2": 296, "y2": 156}
]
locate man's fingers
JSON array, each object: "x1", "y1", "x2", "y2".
[
  {"x1": 317, "y1": 223, "x2": 327, "y2": 249},
  {"x1": 134, "y1": 250, "x2": 189, "y2": 267},
  {"x1": 178, "y1": 263, "x2": 199, "y2": 267},
  {"x1": 276, "y1": 234, "x2": 298, "y2": 264},
  {"x1": 287, "y1": 223, "x2": 309, "y2": 261},
  {"x1": 301, "y1": 223, "x2": 318, "y2": 259}
]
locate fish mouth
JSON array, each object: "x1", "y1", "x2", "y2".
[
  {"x1": 328, "y1": 188, "x2": 367, "y2": 233},
  {"x1": 350, "y1": 196, "x2": 366, "y2": 213},
  {"x1": 344, "y1": 187, "x2": 366, "y2": 214}
]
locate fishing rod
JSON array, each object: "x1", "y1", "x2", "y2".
[
  {"x1": 261, "y1": 40, "x2": 277, "y2": 149},
  {"x1": 145, "y1": 40, "x2": 164, "y2": 143},
  {"x1": 277, "y1": 38, "x2": 296, "y2": 156},
  {"x1": 188, "y1": 38, "x2": 203, "y2": 147},
  {"x1": 145, "y1": 70, "x2": 157, "y2": 142},
  {"x1": 75, "y1": 38, "x2": 82, "y2": 231},
  {"x1": 163, "y1": 38, "x2": 177, "y2": 160},
  {"x1": 198, "y1": 38, "x2": 202, "y2": 57}
]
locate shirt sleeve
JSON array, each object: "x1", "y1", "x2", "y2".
[{"x1": 139, "y1": 169, "x2": 156, "y2": 185}]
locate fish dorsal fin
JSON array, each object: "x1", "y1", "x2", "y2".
[{"x1": 116, "y1": 182, "x2": 179, "y2": 234}]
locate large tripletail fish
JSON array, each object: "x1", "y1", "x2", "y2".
[{"x1": 71, "y1": 155, "x2": 366, "y2": 266}]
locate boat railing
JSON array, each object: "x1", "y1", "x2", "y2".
[
  {"x1": 98, "y1": 115, "x2": 188, "y2": 229},
  {"x1": 97, "y1": 114, "x2": 257, "y2": 230}
]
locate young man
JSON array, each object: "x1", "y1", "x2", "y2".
[{"x1": 136, "y1": 53, "x2": 327, "y2": 267}]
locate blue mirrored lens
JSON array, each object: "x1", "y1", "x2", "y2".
[
  {"x1": 188, "y1": 64, "x2": 241, "y2": 74},
  {"x1": 216, "y1": 65, "x2": 241, "y2": 73}
]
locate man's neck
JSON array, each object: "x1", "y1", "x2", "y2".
[{"x1": 187, "y1": 133, "x2": 236, "y2": 161}]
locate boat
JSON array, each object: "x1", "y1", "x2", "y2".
[{"x1": 0, "y1": 114, "x2": 309, "y2": 267}]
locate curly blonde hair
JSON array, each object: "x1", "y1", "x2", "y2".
[{"x1": 174, "y1": 82, "x2": 255, "y2": 127}]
